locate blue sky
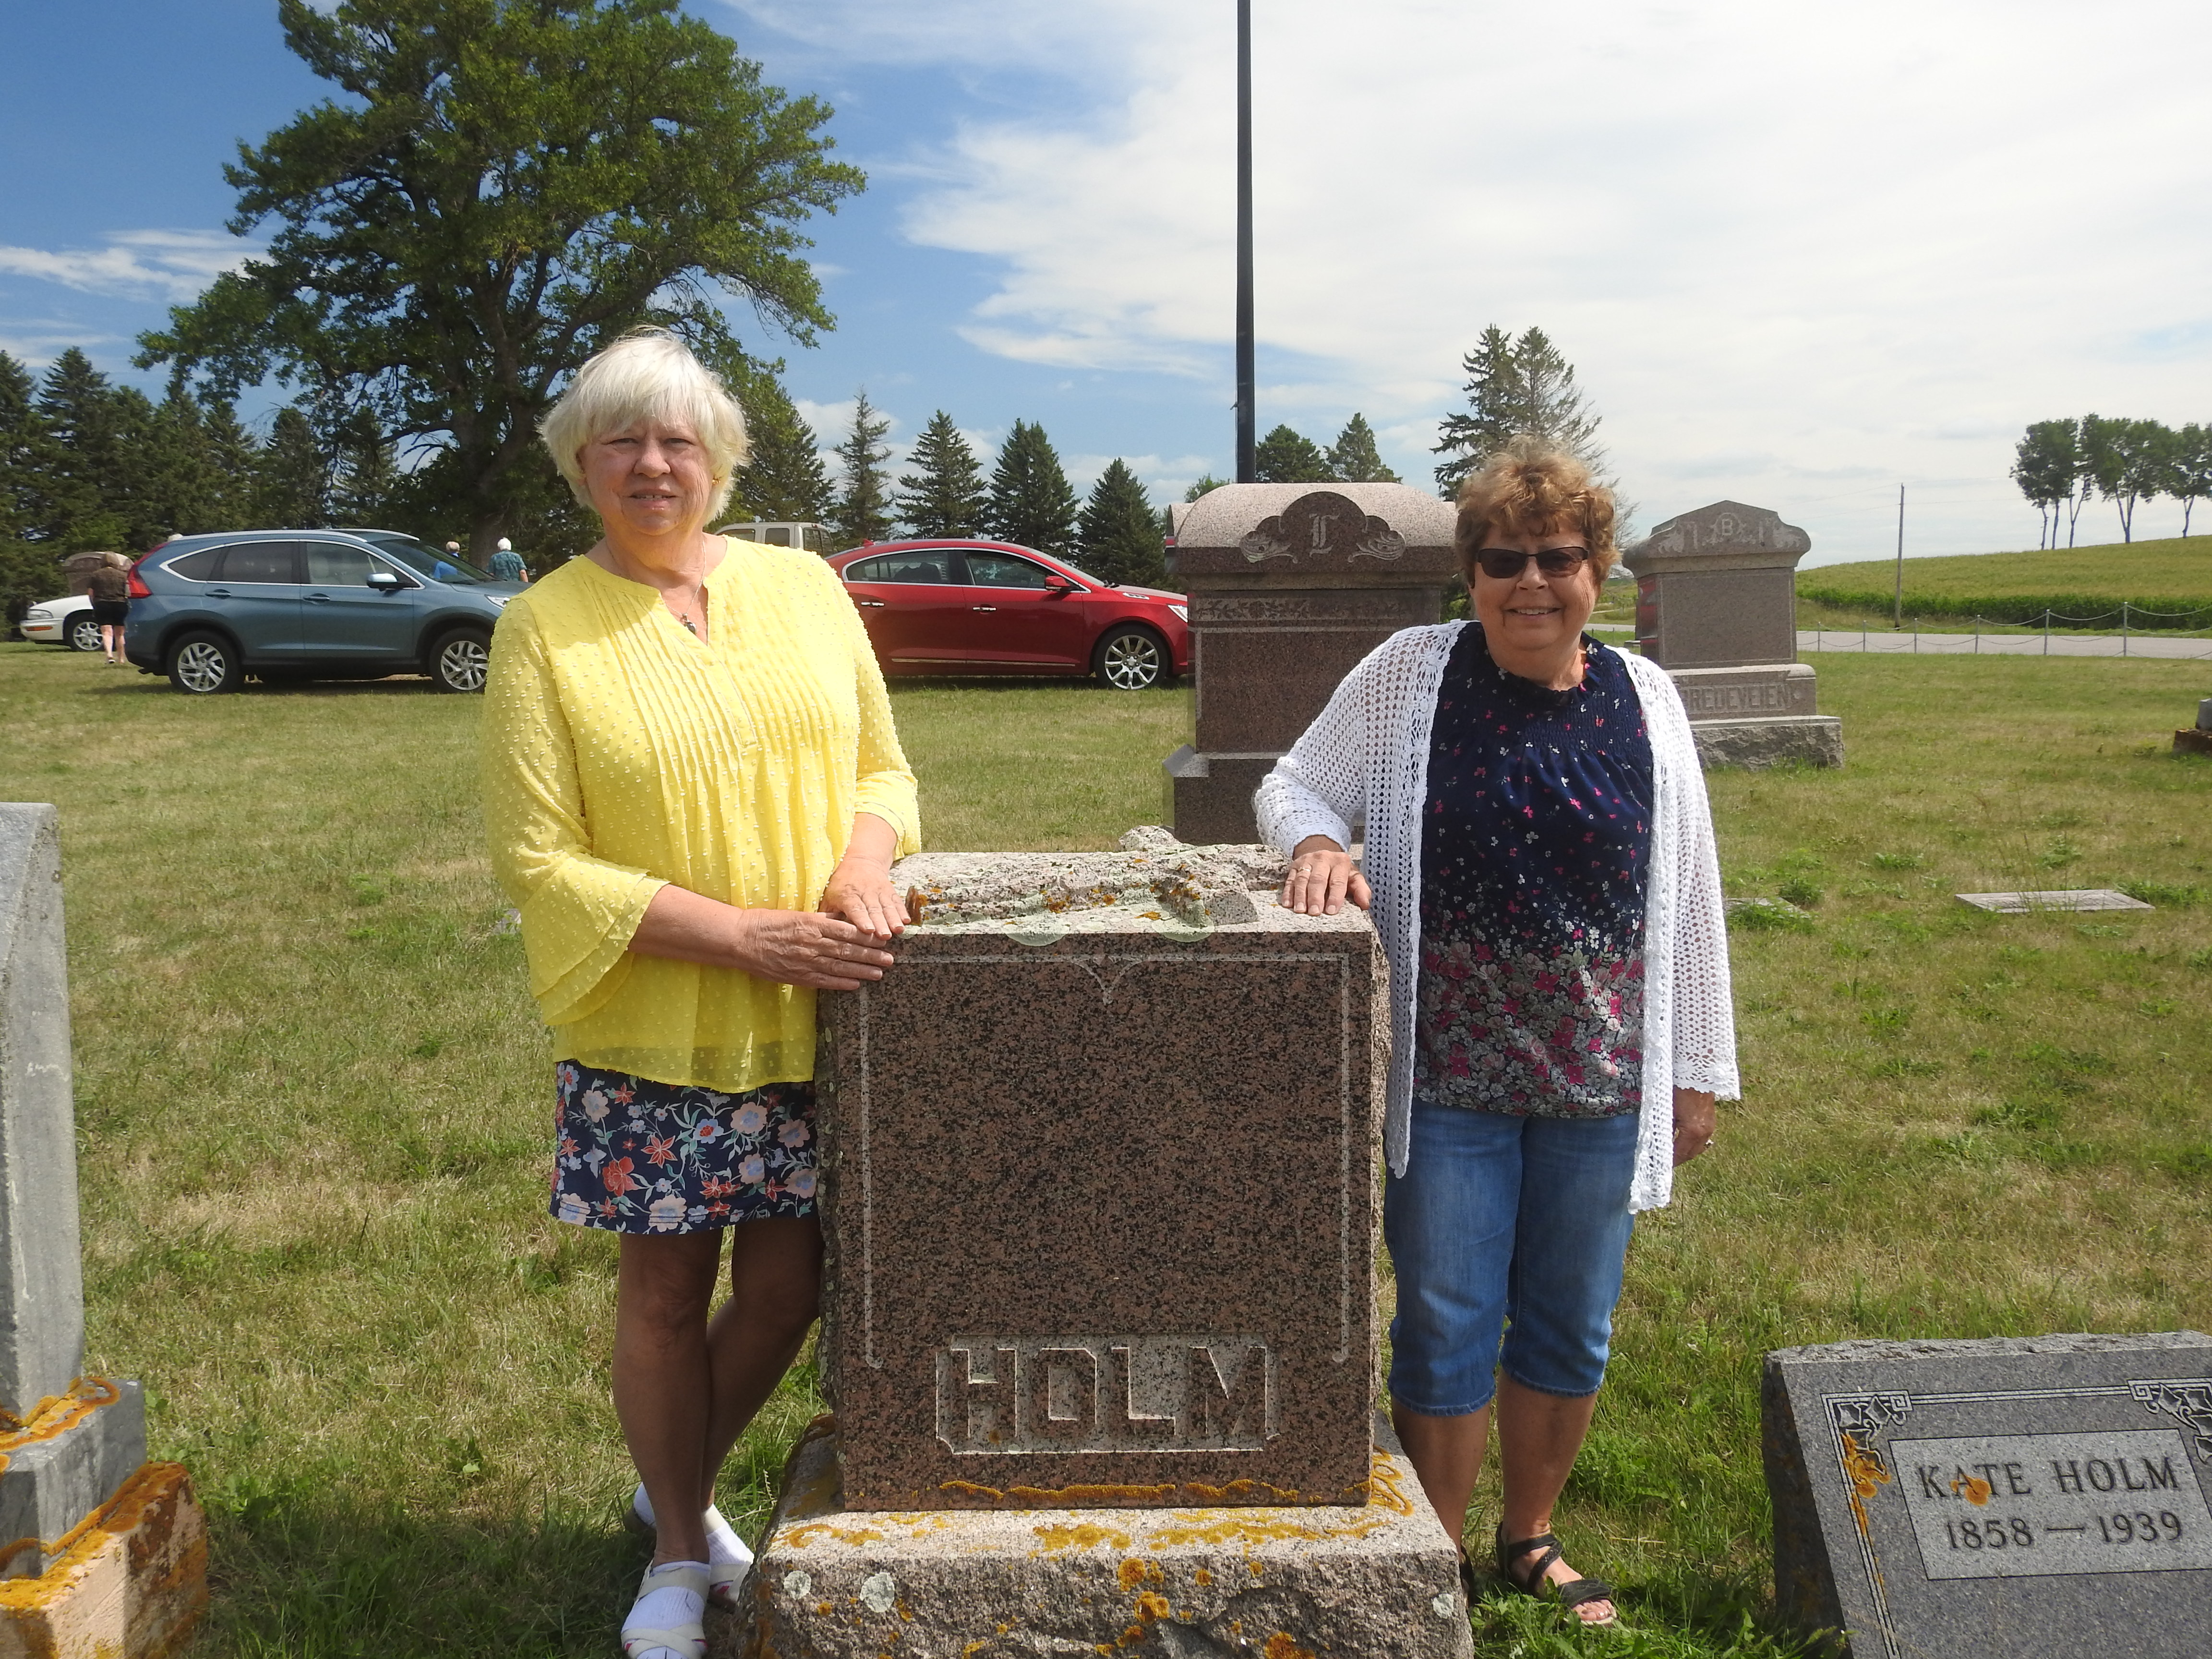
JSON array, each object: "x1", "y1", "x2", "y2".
[{"x1": 4, "y1": 0, "x2": 2209, "y2": 565}]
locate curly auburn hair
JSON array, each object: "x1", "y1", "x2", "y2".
[{"x1": 1452, "y1": 440, "x2": 1618, "y2": 583}]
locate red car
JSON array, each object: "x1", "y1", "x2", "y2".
[{"x1": 827, "y1": 540, "x2": 1189, "y2": 690}]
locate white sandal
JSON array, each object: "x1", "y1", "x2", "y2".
[
  {"x1": 621, "y1": 1560, "x2": 709, "y2": 1659},
  {"x1": 627, "y1": 1485, "x2": 752, "y2": 1609}
]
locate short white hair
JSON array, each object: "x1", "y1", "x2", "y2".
[{"x1": 540, "y1": 327, "x2": 750, "y2": 517}]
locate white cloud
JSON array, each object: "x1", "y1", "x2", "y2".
[
  {"x1": 790, "y1": 0, "x2": 2212, "y2": 559},
  {"x1": 0, "y1": 323, "x2": 122, "y2": 365},
  {"x1": 0, "y1": 229, "x2": 257, "y2": 301}
]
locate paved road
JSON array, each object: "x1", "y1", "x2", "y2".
[{"x1": 1797, "y1": 627, "x2": 2212, "y2": 660}]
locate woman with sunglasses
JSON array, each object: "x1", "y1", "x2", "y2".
[{"x1": 1256, "y1": 442, "x2": 1737, "y2": 1627}]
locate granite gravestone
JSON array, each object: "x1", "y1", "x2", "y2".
[
  {"x1": 1764, "y1": 1332, "x2": 2212, "y2": 1659},
  {"x1": 1625, "y1": 501, "x2": 1843, "y2": 768},
  {"x1": 0, "y1": 805, "x2": 205, "y2": 1657},
  {"x1": 731, "y1": 833, "x2": 1470, "y2": 1659},
  {"x1": 1163, "y1": 485, "x2": 1457, "y2": 843}
]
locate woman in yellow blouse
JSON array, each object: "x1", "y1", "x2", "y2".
[{"x1": 482, "y1": 329, "x2": 919, "y2": 1659}]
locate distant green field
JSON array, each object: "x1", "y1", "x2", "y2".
[{"x1": 1800, "y1": 536, "x2": 2212, "y2": 627}]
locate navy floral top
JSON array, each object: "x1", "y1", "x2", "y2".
[{"x1": 1413, "y1": 625, "x2": 1655, "y2": 1118}]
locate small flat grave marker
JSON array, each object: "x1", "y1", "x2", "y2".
[
  {"x1": 1955, "y1": 889, "x2": 2153, "y2": 914},
  {"x1": 1764, "y1": 1332, "x2": 2212, "y2": 1659}
]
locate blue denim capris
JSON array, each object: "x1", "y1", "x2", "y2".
[{"x1": 1383, "y1": 1100, "x2": 1641, "y2": 1414}]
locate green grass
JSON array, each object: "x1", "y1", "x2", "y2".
[
  {"x1": 2, "y1": 641, "x2": 2207, "y2": 1657},
  {"x1": 1799, "y1": 535, "x2": 2212, "y2": 628}
]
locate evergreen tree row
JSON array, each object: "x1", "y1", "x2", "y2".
[{"x1": 831, "y1": 397, "x2": 1169, "y2": 587}]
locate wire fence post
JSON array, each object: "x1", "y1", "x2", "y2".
[
  {"x1": 2043, "y1": 609, "x2": 2050, "y2": 656},
  {"x1": 2122, "y1": 601, "x2": 2130, "y2": 657},
  {"x1": 1974, "y1": 615, "x2": 1980, "y2": 654},
  {"x1": 1912, "y1": 616, "x2": 1918, "y2": 654}
]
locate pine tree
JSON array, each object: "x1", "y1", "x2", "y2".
[
  {"x1": 828, "y1": 389, "x2": 894, "y2": 548},
  {"x1": 0, "y1": 351, "x2": 53, "y2": 620},
  {"x1": 894, "y1": 410, "x2": 987, "y2": 538},
  {"x1": 1432, "y1": 325, "x2": 1604, "y2": 494},
  {"x1": 259, "y1": 405, "x2": 330, "y2": 528},
  {"x1": 202, "y1": 400, "x2": 263, "y2": 527},
  {"x1": 1254, "y1": 424, "x2": 1333, "y2": 483},
  {"x1": 1077, "y1": 459, "x2": 1165, "y2": 586},
  {"x1": 31, "y1": 348, "x2": 136, "y2": 551},
  {"x1": 726, "y1": 358, "x2": 835, "y2": 527},
  {"x1": 985, "y1": 421, "x2": 1080, "y2": 555},
  {"x1": 330, "y1": 407, "x2": 399, "y2": 525},
  {"x1": 1326, "y1": 413, "x2": 1399, "y2": 482},
  {"x1": 138, "y1": 385, "x2": 229, "y2": 539}
]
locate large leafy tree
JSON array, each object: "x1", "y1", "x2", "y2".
[
  {"x1": 1254, "y1": 424, "x2": 1333, "y2": 483},
  {"x1": 2164, "y1": 421, "x2": 2212, "y2": 538},
  {"x1": 894, "y1": 411, "x2": 987, "y2": 539},
  {"x1": 1077, "y1": 459, "x2": 1165, "y2": 587},
  {"x1": 2010, "y1": 419, "x2": 2086, "y2": 549},
  {"x1": 1326, "y1": 413, "x2": 1399, "y2": 483},
  {"x1": 1432, "y1": 325, "x2": 1604, "y2": 494},
  {"x1": 137, "y1": 0, "x2": 863, "y2": 553},
  {"x1": 985, "y1": 421, "x2": 1079, "y2": 556},
  {"x1": 2080, "y1": 413, "x2": 2168, "y2": 543},
  {"x1": 827, "y1": 389, "x2": 893, "y2": 548}
]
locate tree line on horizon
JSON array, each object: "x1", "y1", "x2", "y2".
[{"x1": 2011, "y1": 416, "x2": 2212, "y2": 548}]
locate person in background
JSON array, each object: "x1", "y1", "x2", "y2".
[
  {"x1": 1257, "y1": 442, "x2": 1737, "y2": 1628},
  {"x1": 481, "y1": 327, "x2": 917, "y2": 1659},
  {"x1": 85, "y1": 553, "x2": 131, "y2": 664},
  {"x1": 489, "y1": 536, "x2": 530, "y2": 584}
]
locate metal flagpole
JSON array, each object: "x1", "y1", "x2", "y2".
[{"x1": 1235, "y1": 0, "x2": 1256, "y2": 483}]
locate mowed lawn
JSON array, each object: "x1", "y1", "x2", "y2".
[{"x1": 1, "y1": 640, "x2": 2206, "y2": 1658}]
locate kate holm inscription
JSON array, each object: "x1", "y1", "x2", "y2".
[
  {"x1": 1895, "y1": 1430, "x2": 2212, "y2": 1578},
  {"x1": 937, "y1": 1335, "x2": 1276, "y2": 1454}
]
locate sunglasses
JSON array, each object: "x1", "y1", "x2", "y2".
[{"x1": 1472, "y1": 545, "x2": 1592, "y2": 581}]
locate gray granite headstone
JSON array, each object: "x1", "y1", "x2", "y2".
[
  {"x1": 1764, "y1": 1333, "x2": 2212, "y2": 1658},
  {"x1": 0, "y1": 805, "x2": 146, "y2": 1576}
]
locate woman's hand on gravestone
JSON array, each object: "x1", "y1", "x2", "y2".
[
  {"x1": 817, "y1": 811, "x2": 908, "y2": 944},
  {"x1": 631, "y1": 884, "x2": 895, "y2": 988},
  {"x1": 1671, "y1": 1088, "x2": 1717, "y2": 1164},
  {"x1": 1280, "y1": 836, "x2": 1373, "y2": 916}
]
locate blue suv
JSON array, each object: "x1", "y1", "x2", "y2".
[{"x1": 124, "y1": 528, "x2": 521, "y2": 694}]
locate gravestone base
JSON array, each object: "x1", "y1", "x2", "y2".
[
  {"x1": 0, "y1": 1380, "x2": 148, "y2": 1578},
  {"x1": 0, "y1": 1461, "x2": 207, "y2": 1659},
  {"x1": 2173, "y1": 728, "x2": 2212, "y2": 757},
  {"x1": 1690, "y1": 716, "x2": 1843, "y2": 770},
  {"x1": 724, "y1": 1416, "x2": 1473, "y2": 1659}
]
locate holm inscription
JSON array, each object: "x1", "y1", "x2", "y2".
[
  {"x1": 936, "y1": 1335, "x2": 1276, "y2": 1455},
  {"x1": 1894, "y1": 1430, "x2": 2212, "y2": 1578}
]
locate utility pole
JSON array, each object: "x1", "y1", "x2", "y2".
[
  {"x1": 1234, "y1": 0, "x2": 1256, "y2": 483},
  {"x1": 1892, "y1": 484, "x2": 1905, "y2": 629}
]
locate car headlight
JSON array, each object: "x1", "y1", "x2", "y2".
[
  {"x1": 1168, "y1": 604, "x2": 1187, "y2": 621},
  {"x1": 25, "y1": 608, "x2": 50, "y2": 622},
  {"x1": 484, "y1": 594, "x2": 510, "y2": 608}
]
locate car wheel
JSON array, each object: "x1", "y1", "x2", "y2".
[
  {"x1": 67, "y1": 615, "x2": 104, "y2": 652},
  {"x1": 1095, "y1": 624, "x2": 1168, "y2": 691},
  {"x1": 167, "y1": 632, "x2": 242, "y2": 695},
  {"x1": 430, "y1": 629, "x2": 491, "y2": 693}
]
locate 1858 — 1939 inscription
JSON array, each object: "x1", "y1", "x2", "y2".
[{"x1": 1765, "y1": 1333, "x2": 2212, "y2": 1658}]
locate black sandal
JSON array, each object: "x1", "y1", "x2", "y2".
[{"x1": 1496, "y1": 1526, "x2": 1618, "y2": 1627}]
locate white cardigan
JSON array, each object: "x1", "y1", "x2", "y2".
[{"x1": 1254, "y1": 622, "x2": 1739, "y2": 1212}]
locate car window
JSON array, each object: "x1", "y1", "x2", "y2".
[
  {"x1": 161, "y1": 547, "x2": 222, "y2": 581},
  {"x1": 964, "y1": 551, "x2": 1054, "y2": 589},
  {"x1": 358, "y1": 533, "x2": 491, "y2": 585},
  {"x1": 302, "y1": 542, "x2": 377, "y2": 585},
  {"x1": 848, "y1": 551, "x2": 957, "y2": 585},
  {"x1": 216, "y1": 543, "x2": 303, "y2": 584}
]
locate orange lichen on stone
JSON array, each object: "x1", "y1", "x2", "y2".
[
  {"x1": 0, "y1": 1461, "x2": 207, "y2": 1659},
  {"x1": 1133, "y1": 1592, "x2": 1170, "y2": 1622},
  {"x1": 0, "y1": 1378, "x2": 123, "y2": 1479},
  {"x1": 1194, "y1": 1568, "x2": 1213, "y2": 1587},
  {"x1": 974, "y1": 1482, "x2": 1179, "y2": 1507},
  {"x1": 1950, "y1": 1472, "x2": 1993, "y2": 1506},
  {"x1": 1176, "y1": 1478, "x2": 1301, "y2": 1504},
  {"x1": 938, "y1": 1480, "x2": 1004, "y2": 1503},
  {"x1": 1147, "y1": 1509, "x2": 1388, "y2": 1550},
  {"x1": 1263, "y1": 1634, "x2": 1316, "y2": 1659},
  {"x1": 779, "y1": 1523, "x2": 889, "y2": 1550},
  {"x1": 1114, "y1": 1558, "x2": 1164, "y2": 1589},
  {"x1": 1365, "y1": 1452, "x2": 1415, "y2": 1515},
  {"x1": 1030, "y1": 1523, "x2": 1132, "y2": 1556},
  {"x1": 1839, "y1": 1431, "x2": 1894, "y2": 1541}
]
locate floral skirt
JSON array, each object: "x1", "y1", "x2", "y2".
[{"x1": 549, "y1": 1061, "x2": 817, "y2": 1234}]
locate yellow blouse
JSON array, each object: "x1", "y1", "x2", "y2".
[{"x1": 481, "y1": 540, "x2": 920, "y2": 1090}]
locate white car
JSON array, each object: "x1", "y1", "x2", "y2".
[{"x1": 17, "y1": 595, "x2": 102, "y2": 652}]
